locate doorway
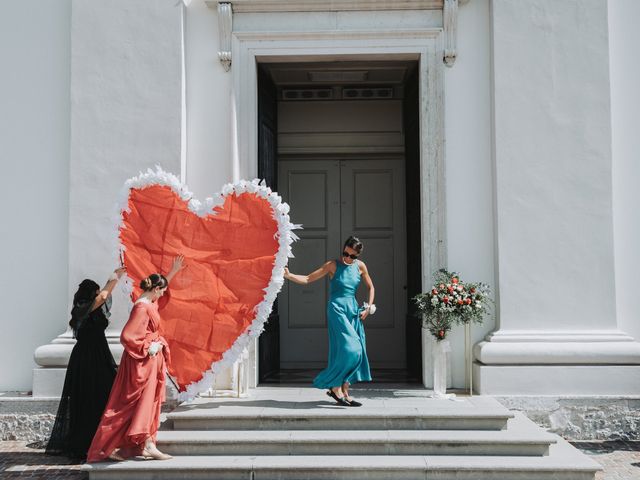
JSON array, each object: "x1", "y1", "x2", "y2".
[{"x1": 257, "y1": 60, "x2": 423, "y2": 384}]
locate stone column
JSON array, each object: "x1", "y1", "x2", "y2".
[
  {"x1": 33, "y1": 0, "x2": 183, "y2": 397},
  {"x1": 474, "y1": 0, "x2": 640, "y2": 394}
]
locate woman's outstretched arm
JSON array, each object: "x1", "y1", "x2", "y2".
[
  {"x1": 284, "y1": 261, "x2": 335, "y2": 285},
  {"x1": 165, "y1": 254, "x2": 186, "y2": 283},
  {"x1": 90, "y1": 267, "x2": 126, "y2": 312}
]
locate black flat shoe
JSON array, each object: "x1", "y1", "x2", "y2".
[
  {"x1": 345, "y1": 398, "x2": 362, "y2": 407},
  {"x1": 326, "y1": 390, "x2": 351, "y2": 406}
]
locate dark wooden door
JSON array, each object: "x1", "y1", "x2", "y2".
[
  {"x1": 403, "y1": 65, "x2": 423, "y2": 380},
  {"x1": 257, "y1": 65, "x2": 280, "y2": 382}
]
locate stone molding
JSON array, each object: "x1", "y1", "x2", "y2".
[
  {"x1": 33, "y1": 330, "x2": 124, "y2": 368},
  {"x1": 207, "y1": 0, "x2": 468, "y2": 68},
  {"x1": 231, "y1": 31, "x2": 446, "y2": 388},
  {"x1": 206, "y1": 0, "x2": 444, "y2": 12},
  {"x1": 475, "y1": 329, "x2": 640, "y2": 364},
  {"x1": 217, "y1": 2, "x2": 232, "y2": 71},
  {"x1": 443, "y1": 0, "x2": 458, "y2": 66}
]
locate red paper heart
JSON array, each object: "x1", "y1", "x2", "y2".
[{"x1": 117, "y1": 170, "x2": 294, "y2": 398}]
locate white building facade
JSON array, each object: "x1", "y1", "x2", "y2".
[{"x1": 1, "y1": 0, "x2": 639, "y2": 404}]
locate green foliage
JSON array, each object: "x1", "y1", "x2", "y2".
[{"x1": 413, "y1": 269, "x2": 492, "y2": 341}]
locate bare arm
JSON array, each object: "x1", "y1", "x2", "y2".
[
  {"x1": 165, "y1": 254, "x2": 186, "y2": 283},
  {"x1": 359, "y1": 261, "x2": 375, "y2": 320},
  {"x1": 90, "y1": 267, "x2": 126, "y2": 312},
  {"x1": 284, "y1": 261, "x2": 335, "y2": 285}
]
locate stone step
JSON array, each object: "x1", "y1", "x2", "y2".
[
  {"x1": 85, "y1": 440, "x2": 601, "y2": 480},
  {"x1": 158, "y1": 413, "x2": 555, "y2": 457},
  {"x1": 168, "y1": 395, "x2": 514, "y2": 431},
  {"x1": 169, "y1": 411, "x2": 513, "y2": 432}
]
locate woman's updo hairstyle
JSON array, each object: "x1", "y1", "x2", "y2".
[
  {"x1": 344, "y1": 235, "x2": 363, "y2": 254},
  {"x1": 140, "y1": 273, "x2": 168, "y2": 292}
]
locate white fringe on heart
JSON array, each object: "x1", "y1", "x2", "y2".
[{"x1": 112, "y1": 166, "x2": 301, "y2": 402}]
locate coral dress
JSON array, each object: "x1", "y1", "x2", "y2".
[
  {"x1": 87, "y1": 297, "x2": 171, "y2": 462},
  {"x1": 313, "y1": 259, "x2": 372, "y2": 389}
]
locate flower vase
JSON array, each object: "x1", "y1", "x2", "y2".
[{"x1": 431, "y1": 338, "x2": 455, "y2": 399}]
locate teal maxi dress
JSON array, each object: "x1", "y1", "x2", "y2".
[{"x1": 313, "y1": 259, "x2": 372, "y2": 389}]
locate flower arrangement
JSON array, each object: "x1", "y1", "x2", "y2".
[{"x1": 413, "y1": 269, "x2": 491, "y2": 341}]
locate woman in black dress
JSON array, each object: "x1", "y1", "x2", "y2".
[{"x1": 46, "y1": 267, "x2": 126, "y2": 459}]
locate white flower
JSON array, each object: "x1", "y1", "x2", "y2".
[{"x1": 430, "y1": 297, "x2": 439, "y2": 305}]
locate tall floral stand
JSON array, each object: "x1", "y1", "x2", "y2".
[
  {"x1": 464, "y1": 323, "x2": 474, "y2": 396},
  {"x1": 431, "y1": 338, "x2": 455, "y2": 398}
]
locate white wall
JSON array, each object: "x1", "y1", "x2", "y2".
[
  {"x1": 491, "y1": 0, "x2": 616, "y2": 332},
  {"x1": 68, "y1": 0, "x2": 183, "y2": 331},
  {"x1": 444, "y1": 0, "x2": 494, "y2": 386},
  {"x1": 184, "y1": 0, "x2": 235, "y2": 197},
  {"x1": 0, "y1": 0, "x2": 71, "y2": 391},
  {"x1": 609, "y1": 0, "x2": 640, "y2": 342}
]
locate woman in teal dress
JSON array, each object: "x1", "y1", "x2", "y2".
[{"x1": 284, "y1": 236, "x2": 375, "y2": 407}]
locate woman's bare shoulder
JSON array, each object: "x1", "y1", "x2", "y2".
[{"x1": 324, "y1": 260, "x2": 337, "y2": 270}]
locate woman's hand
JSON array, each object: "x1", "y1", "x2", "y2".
[
  {"x1": 171, "y1": 255, "x2": 185, "y2": 273},
  {"x1": 166, "y1": 254, "x2": 186, "y2": 283},
  {"x1": 108, "y1": 267, "x2": 127, "y2": 282},
  {"x1": 283, "y1": 267, "x2": 290, "y2": 280},
  {"x1": 360, "y1": 308, "x2": 369, "y2": 321}
]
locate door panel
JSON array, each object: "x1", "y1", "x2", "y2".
[
  {"x1": 278, "y1": 158, "x2": 406, "y2": 369},
  {"x1": 278, "y1": 161, "x2": 341, "y2": 368},
  {"x1": 287, "y1": 236, "x2": 328, "y2": 329},
  {"x1": 340, "y1": 160, "x2": 407, "y2": 368}
]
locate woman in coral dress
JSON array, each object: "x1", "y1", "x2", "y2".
[{"x1": 87, "y1": 255, "x2": 185, "y2": 462}]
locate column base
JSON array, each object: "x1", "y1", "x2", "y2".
[
  {"x1": 32, "y1": 329, "x2": 123, "y2": 398},
  {"x1": 473, "y1": 330, "x2": 640, "y2": 395},
  {"x1": 473, "y1": 363, "x2": 640, "y2": 395}
]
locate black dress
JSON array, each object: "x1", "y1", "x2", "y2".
[{"x1": 46, "y1": 296, "x2": 117, "y2": 459}]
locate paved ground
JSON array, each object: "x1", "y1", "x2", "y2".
[
  {"x1": 571, "y1": 441, "x2": 640, "y2": 480},
  {"x1": 0, "y1": 441, "x2": 86, "y2": 479},
  {"x1": 1, "y1": 440, "x2": 638, "y2": 479}
]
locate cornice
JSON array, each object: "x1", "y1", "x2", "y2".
[{"x1": 205, "y1": 1, "x2": 443, "y2": 13}]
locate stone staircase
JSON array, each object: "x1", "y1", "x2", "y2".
[{"x1": 85, "y1": 386, "x2": 601, "y2": 480}]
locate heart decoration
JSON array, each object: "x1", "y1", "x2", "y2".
[{"x1": 114, "y1": 167, "x2": 299, "y2": 401}]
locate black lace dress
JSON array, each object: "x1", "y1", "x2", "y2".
[{"x1": 45, "y1": 296, "x2": 117, "y2": 459}]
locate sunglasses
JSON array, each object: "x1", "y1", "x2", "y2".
[{"x1": 342, "y1": 251, "x2": 359, "y2": 260}]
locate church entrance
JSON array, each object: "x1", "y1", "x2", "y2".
[{"x1": 256, "y1": 60, "x2": 423, "y2": 384}]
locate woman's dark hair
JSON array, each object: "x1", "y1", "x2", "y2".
[
  {"x1": 69, "y1": 279, "x2": 100, "y2": 335},
  {"x1": 344, "y1": 235, "x2": 363, "y2": 253},
  {"x1": 140, "y1": 273, "x2": 168, "y2": 292},
  {"x1": 73, "y1": 279, "x2": 100, "y2": 305}
]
